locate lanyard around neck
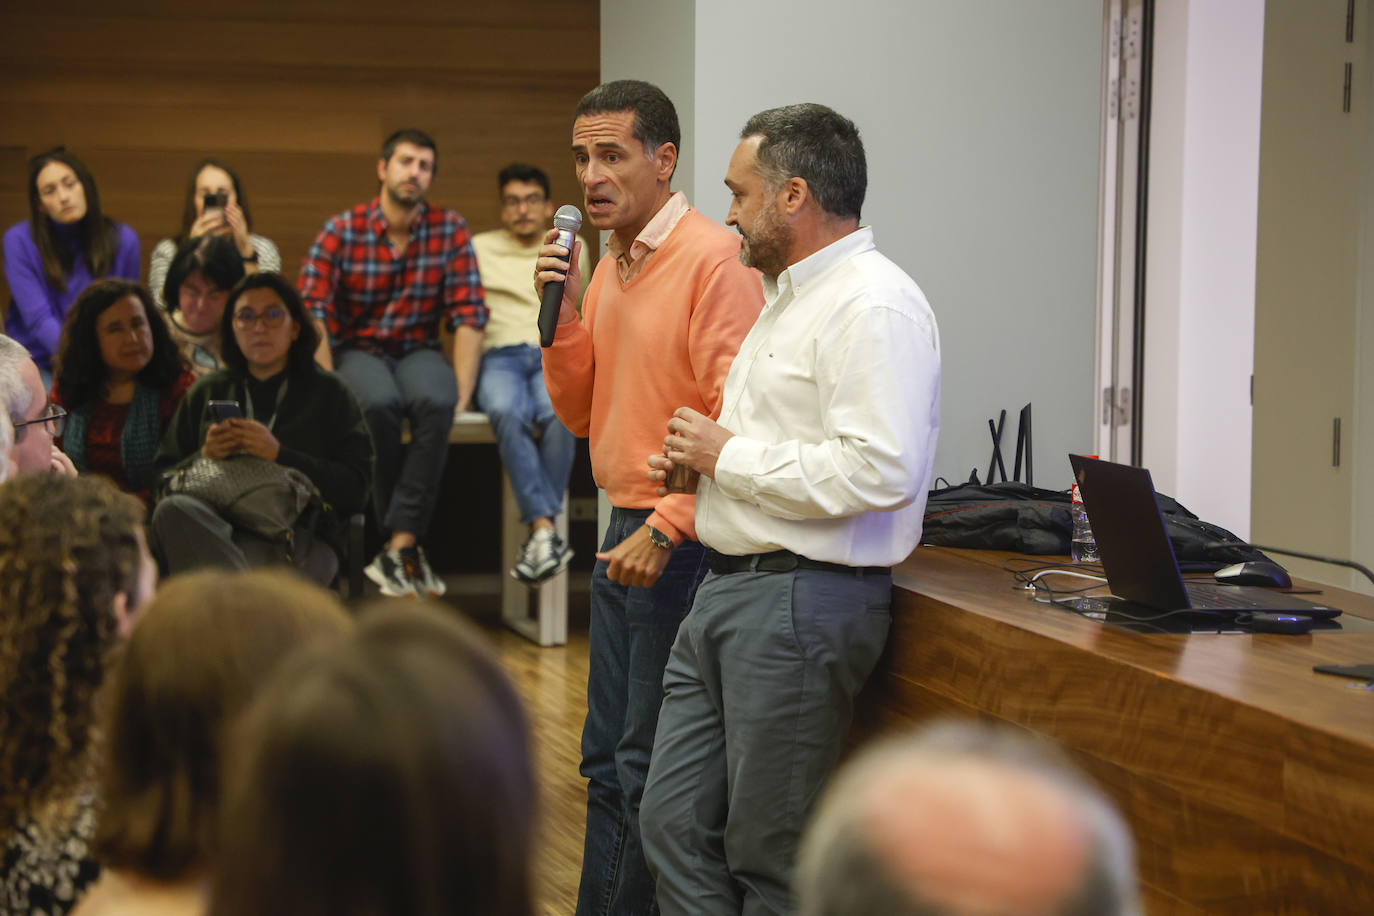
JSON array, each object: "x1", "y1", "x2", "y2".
[{"x1": 244, "y1": 378, "x2": 288, "y2": 433}]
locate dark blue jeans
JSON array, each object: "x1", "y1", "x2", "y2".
[
  {"x1": 334, "y1": 347, "x2": 457, "y2": 538},
  {"x1": 577, "y1": 507, "x2": 709, "y2": 916},
  {"x1": 475, "y1": 344, "x2": 576, "y2": 525}
]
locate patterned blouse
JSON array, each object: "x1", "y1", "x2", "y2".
[{"x1": 2, "y1": 792, "x2": 101, "y2": 916}]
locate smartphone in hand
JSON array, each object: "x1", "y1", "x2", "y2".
[
  {"x1": 203, "y1": 191, "x2": 228, "y2": 213},
  {"x1": 208, "y1": 400, "x2": 243, "y2": 423}
]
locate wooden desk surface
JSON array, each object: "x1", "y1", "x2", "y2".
[{"x1": 859, "y1": 546, "x2": 1374, "y2": 914}]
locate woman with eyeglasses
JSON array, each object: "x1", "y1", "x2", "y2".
[
  {"x1": 159, "y1": 234, "x2": 246, "y2": 376},
  {"x1": 147, "y1": 158, "x2": 280, "y2": 310},
  {"x1": 151, "y1": 273, "x2": 372, "y2": 584},
  {"x1": 51, "y1": 279, "x2": 194, "y2": 502},
  {"x1": 3, "y1": 149, "x2": 140, "y2": 386}
]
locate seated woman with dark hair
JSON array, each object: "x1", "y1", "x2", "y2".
[
  {"x1": 3, "y1": 148, "x2": 140, "y2": 385},
  {"x1": 0, "y1": 475, "x2": 157, "y2": 916},
  {"x1": 147, "y1": 159, "x2": 280, "y2": 310},
  {"x1": 52, "y1": 279, "x2": 195, "y2": 501},
  {"x1": 71, "y1": 569, "x2": 351, "y2": 916},
  {"x1": 210, "y1": 600, "x2": 536, "y2": 916},
  {"x1": 160, "y1": 235, "x2": 246, "y2": 376},
  {"x1": 151, "y1": 273, "x2": 372, "y2": 584}
]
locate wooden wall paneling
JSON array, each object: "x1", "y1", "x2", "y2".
[{"x1": 0, "y1": 1, "x2": 600, "y2": 322}]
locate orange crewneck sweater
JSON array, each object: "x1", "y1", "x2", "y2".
[{"x1": 544, "y1": 207, "x2": 763, "y2": 544}]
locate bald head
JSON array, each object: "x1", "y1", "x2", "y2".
[{"x1": 796, "y1": 721, "x2": 1141, "y2": 916}]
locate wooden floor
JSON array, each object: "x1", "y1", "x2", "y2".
[{"x1": 455, "y1": 589, "x2": 591, "y2": 916}]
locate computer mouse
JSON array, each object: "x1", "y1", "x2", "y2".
[{"x1": 1214, "y1": 560, "x2": 1292, "y2": 589}]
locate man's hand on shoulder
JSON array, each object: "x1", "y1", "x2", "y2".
[
  {"x1": 534, "y1": 229, "x2": 583, "y2": 326},
  {"x1": 596, "y1": 523, "x2": 673, "y2": 588}
]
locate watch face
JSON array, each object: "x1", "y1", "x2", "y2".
[{"x1": 649, "y1": 527, "x2": 672, "y2": 549}]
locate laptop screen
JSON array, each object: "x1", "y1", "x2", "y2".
[{"x1": 1068, "y1": 454, "x2": 1191, "y2": 610}]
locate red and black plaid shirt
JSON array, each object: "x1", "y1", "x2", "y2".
[{"x1": 298, "y1": 197, "x2": 487, "y2": 359}]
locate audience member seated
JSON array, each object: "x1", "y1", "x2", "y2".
[
  {"x1": 71, "y1": 569, "x2": 352, "y2": 916},
  {"x1": 151, "y1": 273, "x2": 372, "y2": 584},
  {"x1": 147, "y1": 159, "x2": 280, "y2": 309},
  {"x1": 52, "y1": 279, "x2": 194, "y2": 501},
  {"x1": 210, "y1": 599, "x2": 535, "y2": 916},
  {"x1": 0, "y1": 333, "x2": 79, "y2": 476},
  {"x1": 0, "y1": 475, "x2": 157, "y2": 916},
  {"x1": 160, "y1": 235, "x2": 247, "y2": 376},
  {"x1": 299, "y1": 128, "x2": 487, "y2": 598},
  {"x1": 471, "y1": 162, "x2": 589, "y2": 584},
  {"x1": 3, "y1": 148, "x2": 140, "y2": 385},
  {"x1": 795, "y1": 719, "x2": 1143, "y2": 916}
]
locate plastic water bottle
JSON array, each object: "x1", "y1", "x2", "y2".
[{"x1": 1070, "y1": 477, "x2": 1099, "y2": 563}]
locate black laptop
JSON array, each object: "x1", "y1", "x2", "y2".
[{"x1": 1068, "y1": 455, "x2": 1340, "y2": 619}]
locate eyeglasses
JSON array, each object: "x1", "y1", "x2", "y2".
[
  {"x1": 14, "y1": 403, "x2": 67, "y2": 437},
  {"x1": 232, "y1": 307, "x2": 289, "y2": 329},
  {"x1": 502, "y1": 192, "x2": 547, "y2": 209}
]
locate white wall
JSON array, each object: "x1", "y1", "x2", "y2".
[
  {"x1": 603, "y1": 0, "x2": 1104, "y2": 491},
  {"x1": 1142, "y1": 0, "x2": 1264, "y2": 537},
  {"x1": 1354, "y1": 4, "x2": 1374, "y2": 594}
]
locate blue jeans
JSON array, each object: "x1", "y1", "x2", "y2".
[
  {"x1": 475, "y1": 344, "x2": 577, "y2": 524},
  {"x1": 577, "y1": 507, "x2": 709, "y2": 916},
  {"x1": 334, "y1": 347, "x2": 456, "y2": 538},
  {"x1": 641, "y1": 567, "x2": 892, "y2": 916}
]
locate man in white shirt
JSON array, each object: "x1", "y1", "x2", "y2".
[
  {"x1": 640, "y1": 103, "x2": 942, "y2": 916},
  {"x1": 470, "y1": 163, "x2": 590, "y2": 582}
]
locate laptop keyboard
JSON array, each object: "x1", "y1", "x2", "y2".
[{"x1": 1185, "y1": 583, "x2": 1283, "y2": 609}]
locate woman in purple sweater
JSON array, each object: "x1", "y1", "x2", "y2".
[{"x1": 3, "y1": 148, "x2": 140, "y2": 384}]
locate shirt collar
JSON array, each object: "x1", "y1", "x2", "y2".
[
  {"x1": 607, "y1": 191, "x2": 691, "y2": 263},
  {"x1": 368, "y1": 196, "x2": 428, "y2": 235},
  {"x1": 765, "y1": 226, "x2": 874, "y2": 301}
]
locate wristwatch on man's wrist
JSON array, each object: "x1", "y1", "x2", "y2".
[{"x1": 647, "y1": 526, "x2": 674, "y2": 550}]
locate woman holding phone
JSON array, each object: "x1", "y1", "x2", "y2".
[
  {"x1": 151, "y1": 273, "x2": 371, "y2": 584},
  {"x1": 147, "y1": 159, "x2": 280, "y2": 309},
  {"x1": 3, "y1": 148, "x2": 141, "y2": 384},
  {"x1": 51, "y1": 279, "x2": 194, "y2": 501}
]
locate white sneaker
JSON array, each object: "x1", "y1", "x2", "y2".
[{"x1": 513, "y1": 528, "x2": 573, "y2": 584}]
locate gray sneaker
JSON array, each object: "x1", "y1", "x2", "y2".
[
  {"x1": 515, "y1": 528, "x2": 573, "y2": 584},
  {"x1": 365, "y1": 548, "x2": 418, "y2": 598},
  {"x1": 407, "y1": 545, "x2": 446, "y2": 597}
]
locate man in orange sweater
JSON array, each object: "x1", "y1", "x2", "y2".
[{"x1": 537, "y1": 80, "x2": 763, "y2": 916}]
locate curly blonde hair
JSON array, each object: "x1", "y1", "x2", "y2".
[{"x1": 0, "y1": 474, "x2": 145, "y2": 831}]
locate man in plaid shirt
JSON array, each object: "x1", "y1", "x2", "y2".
[{"x1": 299, "y1": 128, "x2": 486, "y2": 597}]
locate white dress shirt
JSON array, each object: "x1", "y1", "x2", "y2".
[{"x1": 695, "y1": 227, "x2": 941, "y2": 567}]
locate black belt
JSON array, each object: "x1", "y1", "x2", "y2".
[{"x1": 707, "y1": 549, "x2": 889, "y2": 577}]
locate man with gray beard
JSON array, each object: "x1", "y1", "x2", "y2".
[{"x1": 641, "y1": 103, "x2": 942, "y2": 915}]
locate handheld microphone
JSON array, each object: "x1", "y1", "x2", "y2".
[{"x1": 539, "y1": 205, "x2": 583, "y2": 347}]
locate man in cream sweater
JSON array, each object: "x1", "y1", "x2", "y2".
[{"x1": 470, "y1": 163, "x2": 590, "y2": 583}]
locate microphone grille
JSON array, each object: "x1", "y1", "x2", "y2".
[{"x1": 553, "y1": 205, "x2": 583, "y2": 232}]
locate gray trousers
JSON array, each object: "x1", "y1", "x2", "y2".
[
  {"x1": 640, "y1": 565, "x2": 892, "y2": 916},
  {"x1": 334, "y1": 348, "x2": 457, "y2": 538},
  {"x1": 150, "y1": 493, "x2": 338, "y2": 585}
]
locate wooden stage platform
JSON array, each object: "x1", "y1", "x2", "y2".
[{"x1": 857, "y1": 546, "x2": 1374, "y2": 913}]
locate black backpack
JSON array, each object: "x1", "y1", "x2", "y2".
[{"x1": 921, "y1": 481, "x2": 1267, "y2": 572}]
